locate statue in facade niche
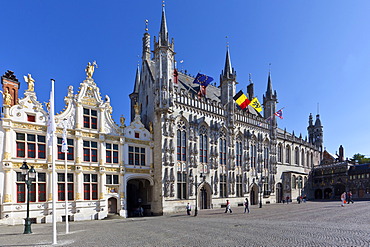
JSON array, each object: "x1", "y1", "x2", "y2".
[
  {"x1": 23, "y1": 74, "x2": 35, "y2": 92},
  {"x1": 120, "y1": 115, "x2": 125, "y2": 127},
  {"x1": 85, "y1": 61, "x2": 98, "y2": 79},
  {"x1": 3, "y1": 88, "x2": 12, "y2": 106}
]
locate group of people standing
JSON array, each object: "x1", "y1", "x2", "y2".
[{"x1": 340, "y1": 191, "x2": 354, "y2": 207}]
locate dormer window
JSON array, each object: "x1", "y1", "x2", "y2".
[
  {"x1": 135, "y1": 132, "x2": 140, "y2": 138},
  {"x1": 83, "y1": 108, "x2": 97, "y2": 129},
  {"x1": 27, "y1": 114, "x2": 36, "y2": 122}
]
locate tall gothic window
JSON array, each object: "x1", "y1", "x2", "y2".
[
  {"x1": 301, "y1": 149, "x2": 305, "y2": 167},
  {"x1": 236, "y1": 174, "x2": 243, "y2": 197},
  {"x1": 277, "y1": 143, "x2": 283, "y2": 163},
  {"x1": 263, "y1": 147, "x2": 269, "y2": 169},
  {"x1": 219, "y1": 132, "x2": 227, "y2": 165},
  {"x1": 177, "y1": 121, "x2": 187, "y2": 161},
  {"x1": 295, "y1": 147, "x2": 299, "y2": 165},
  {"x1": 236, "y1": 140, "x2": 242, "y2": 167},
  {"x1": 219, "y1": 174, "x2": 227, "y2": 198},
  {"x1": 292, "y1": 175, "x2": 296, "y2": 189},
  {"x1": 177, "y1": 171, "x2": 187, "y2": 199},
  {"x1": 286, "y1": 145, "x2": 290, "y2": 164},
  {"x1": 250, "y1": 144, "x2": 257, "y2": 168},
  {"x1": 199, "y1": 126, "x2": 208, "y2": 163}
]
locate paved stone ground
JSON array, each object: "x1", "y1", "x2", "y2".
[{"x1": 1, "y1": 201, "x2": 369, "y2": 246}]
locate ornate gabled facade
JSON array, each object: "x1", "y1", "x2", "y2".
[
  {"x1": 131, "y1": 5, "x2": 323, "y2": 214},
  {"x1": 0, "y1": 67, "x2": 153, "y2": 225}
]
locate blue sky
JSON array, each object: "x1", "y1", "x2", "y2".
[{"x1": 1, "y1": 0, "x2": 369, "y2": 159}]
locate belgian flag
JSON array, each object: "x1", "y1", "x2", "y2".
[{"x1": 233, "y1": 90, "x2": 251, "y2": 110}]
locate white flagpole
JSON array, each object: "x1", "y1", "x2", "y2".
[
  {"x1": 62, "y1": 119, "x2": 69, "y2": 234},
  {"x1": 49, "y1": 79, "x2": 57, "y2": 245}
]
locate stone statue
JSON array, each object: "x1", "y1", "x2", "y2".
[
  {"x1": 23, "y1": 74, "x2": 35, "y2": 92},
  {"x1": 85, "y1": 61, "x2": 98, "y2": 79},
  {"x1": 120, "y1": 115, "x2": 125, "y2": 127},
  {"x1": 149, "y1": 122, "x2": 153, "y2": 133},
  {"x1": 3, "y1": 88, "x2": 12, "y2": 106},
  {"x1": 134, "y1": 102, "x2": 140, "y2": 115}
]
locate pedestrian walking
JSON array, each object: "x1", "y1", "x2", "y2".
[
  {"x1": 347, "y1": 191, "x2": 354, "y2": 204},
  {"x1": 297, "y1": 196, "x2": 301, "y2": 204},
  {"x1": 341, "y1": 191, "x2": 346, "y2": 207},
  {"x1": 244, "y1": 198, "x2": 250, "y2": 213},
  {"x1": 224, "y1": 200, "x2": 232, "y2": 213},
  {"x1": 186, "y1": 203, "x2": 191, "y2": 215}
]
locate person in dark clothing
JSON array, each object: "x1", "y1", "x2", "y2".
[
  {"x1": 225, "y1": 200, "x2": 232, "y2": 213},
  {"x1": 244, "y1": 198, "x2": 250, "y2": 213}
]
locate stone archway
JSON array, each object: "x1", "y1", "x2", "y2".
[
  {"x1": 108, "y1": 197, "x2": 118, "y2": 214},
  {"x1": 250, "y1": 184, "x2": 259, "y2": 205},
  {"x1": 199, "y1": 182, "x2": 212, "y2": 209},
  {"x1": 276, "y1": 183, "x2": 283, "y2": 203},
  {"x1": 324, "y1": 188, "x2": 332, "y2": 199},
  {"x1": 127, "y1": 179, "x2": 152, "y2": 217}
]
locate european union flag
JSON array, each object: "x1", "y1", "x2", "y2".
[{"x1": 193, "y1": 73, "x2": 214, "y2": 87}]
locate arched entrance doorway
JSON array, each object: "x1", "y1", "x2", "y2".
[
  {"x1": 250, "y1": 184, "x2": 259, "y2": 205},
  {"x1": 127, "y1": 179, "x2": 152, "y2": 217},
  {"x1": 276, "y1": 183, "x2": 283, "y2": 203},
  {"x1": 315, "y1": 189, "x2": 323, "y2": 199},
  {"x1": 324, "y1": 188, "x2": 332, "y2": 199},
  {"x1": 108, "y1": 197, "x2": 118, "y2": 214},
  {"x1": 199, "y1": 182, "x2": 212, "y2": 209}
]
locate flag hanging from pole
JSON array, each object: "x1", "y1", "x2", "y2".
[
  {"x1": 61, "y1": 122, "x2": 68, "y2": 153},
  {"x1": 250, "y1": 97, "x2": 262, "y2": 112},
  {"x1": 47, "y1": 80, "x2": 56, "y2": 147},
  {"x1": 233, "y1": 90, "x2": 251, "y2": 110},
  {"x1": 274, "y1": 109, "x2": 283, "y2": 119},
  {"x1": 193, "y1": 73, "x2": 214, "y2": 87}
]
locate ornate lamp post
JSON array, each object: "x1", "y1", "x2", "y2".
[
  {"x1": 258, "y1": 176, "x2": 265, "y2": 208},
  {"x1": 20, "y1": 161, "x2": 36, "y2": 234}
]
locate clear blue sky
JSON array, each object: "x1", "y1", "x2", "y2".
[{"x1": 1, "y1": 0, "x2": 369, "y2": 159}]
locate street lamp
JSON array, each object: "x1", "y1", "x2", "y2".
[
  {"x1": 258, "y1": 176, "x2": 265, "y2": 208},
  {"x1": 20, "y1": 161, "x2": 36, "y2": 234},
  {"x1": 194, "y1": 173, "x2": 205, "y2": 217}
]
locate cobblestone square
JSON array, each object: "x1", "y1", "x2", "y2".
[{"x1": 1, "y1": 201, "x2": 369, "y2": 246}]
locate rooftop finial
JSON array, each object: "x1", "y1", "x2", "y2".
[
  {"x1": 145, "y1": 19, "x2": 149, "y2": 32},
  {"x1": 225, "y1": 36, "x2": 229, "y2": 48},
  {"x1": 249, "y1": 73, "x2": 253, "y2": 84},
  {"x1": 162, "y1": 0, "x2": 165, "y2": 7},
  {"x1": 317, "y1": 102, "x2": 320, "y2": 115},
  {"x1": 269, "y1": 63, "x2": 272, "y2": 73}
]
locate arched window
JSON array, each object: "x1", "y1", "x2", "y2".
[
  {"x1": 292, "y1": 175, "x2": 296, "y2": 189},
  {"x1": 286, "y1": 145, "x2": 290, "y2": 164},
  {"x1": 220, "y1": 173, "x2": 227, "y2": 198},
  {"x1": 277, "y1": 143, "x2": 283, "y2": 163},
  {"x1": 295, "y1": 147, "x2": 299, "y2": 165},
  {"x1": 199, "y1": 126, "x2": 208, "y2": 163},
  {"x1": 301, "y1": 149, "x2": 305, "y2": 167},
  {"x1": 297, "y1": 176, "x2": 303, "y2": 189},
  {"x1": 236, "y1": 140, "x2": 242, "y2": 167},
  {"x1": 219, "y1": 131, "x2": 227, "y2": 165},
  {"x1": 306, "y1": 152, "x2": 310, "y2": 168},
  {"x1": 263, "y1": 147, "x2": 269, "y2": 169},
  {"x1": 177, "y1": 121, "x2": 187, "y2": 161},
  {"x1": 250, "y1": 143, "x2": 257, "y2": 168}
]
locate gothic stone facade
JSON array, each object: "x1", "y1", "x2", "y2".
[{"x1": 129, "y1": 6, "x2": 323, "y2": 214}]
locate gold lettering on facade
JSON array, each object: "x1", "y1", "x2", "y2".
[
  {"x1": 13, "y1": 122, "x2": 47, "y2": 131},
  {"x1": 82, "y1": 132, "x2": 99, "y2": 138},
  {"x1": 82, "y1": 166, "x2": 99, "y2": 171},
  {"x1": 126, "y1": 168, "x2": 151, "y2": 174},
  {"x1": 105, "y1": 167, "x2": 120, "y2": 172},
  {"x1": 125, "y1": 138, "x2": 150, "y2": 145}
]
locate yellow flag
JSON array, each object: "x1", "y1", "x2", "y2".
[{"x1": 250, "y1": 97, "x2": 262, "y2": 112}]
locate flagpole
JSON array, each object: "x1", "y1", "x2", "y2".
[
  {"x1": 63, "y1": 119, "x2": 69, "y2": 234},
  {"x1": 50, "y1": 79, "x2": 57, "y2": 245}
]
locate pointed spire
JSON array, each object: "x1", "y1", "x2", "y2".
[
  {"x1": 133, "y1": 65, "x2": 140, "y2": 93},
  {"x1": 266, "y1": 71, "x2": 273, "y2": 98},
  {"x1": 159, "y1": 1, "x2": 168, "y2": 45},
  {"x1": 223, "y1": 46, "x2": 233, "y2": 77}
]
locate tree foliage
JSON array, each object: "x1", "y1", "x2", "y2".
[{"x1": 350, "y1": 153, "x2": 370, "y2": 164}]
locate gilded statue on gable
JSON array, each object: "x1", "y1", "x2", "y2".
[
  {"x1": 85, "y1": 61, "x2": 98, "y2": 79},
  {"x1": 23, "y1": 74, "x2": 35, "y2": 92}
]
